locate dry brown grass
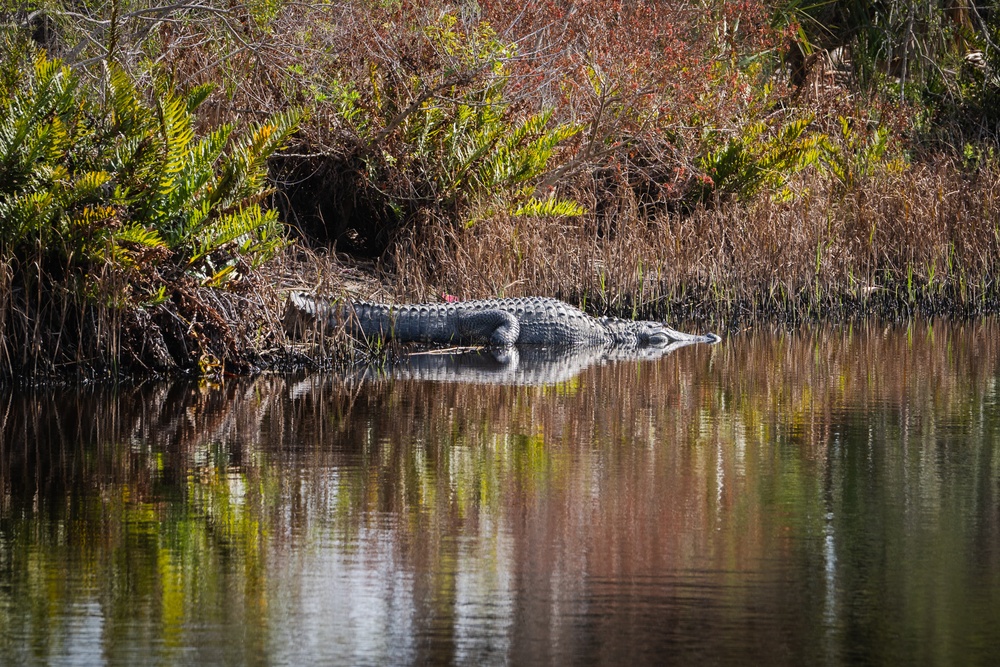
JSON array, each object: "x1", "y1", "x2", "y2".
[
  {"x1": 0, "y1": 245, "x2": 375, "y2": 383},
  {"x1": 0, "y1": 267, "x2": 287, "y2": 383},
  {"x1": 385, "y1": 161, "x2": 1000, "y2": 328}
]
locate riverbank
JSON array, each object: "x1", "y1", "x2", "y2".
[
  {"x1": 386, "y1": 157, "x2": 1000, "y2": 328},
  {"x1": 3, "y1": 1, "x2": 1000, "y2": 381}
]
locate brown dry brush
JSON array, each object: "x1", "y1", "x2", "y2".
[
  {"x1": 0, "y1": 235, "x2": 396, "y2": 384},
  {"x1": 390, "y1": 160, "x2": 1000, "y2": 329},
  {"x1": 212, "y1": 1, "x2": 782, "y2": 254},
  {"x1": 0, "y1": 257, "x2": 294, "y2": 383}
]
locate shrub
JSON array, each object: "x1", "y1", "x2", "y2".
[
  {"x1": 0, "y1": 35, "x2": 299, "y2": 378},
  {"x1": 281, "y1": 9, "x2": 584, "y2": 252},
  {"x1": 776, "y1": 0, "x2": 1000, "y2": 145},
  {"x1": 0, "y1": 39, "x2": 298, "y2": 295}
]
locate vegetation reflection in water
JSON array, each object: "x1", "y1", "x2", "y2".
[{"x1": 2, "y1": 321, "x2": 1000, "y2": 665}]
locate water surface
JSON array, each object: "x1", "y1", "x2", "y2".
[{"x1": 2, "y1": 321, "x2": 999, "y2": 665}]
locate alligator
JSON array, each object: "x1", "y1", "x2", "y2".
[{"x1": 285, "y1": 293, "x2": 720, "y2": 349}]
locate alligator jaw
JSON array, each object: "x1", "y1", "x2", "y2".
[{"x1": 657, "y1": 326, "x2": 721, "y2": 346}]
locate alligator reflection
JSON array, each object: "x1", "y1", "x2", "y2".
[
  {"x1": 325, "y1": 336, "x2": 706, "y2": 387},
  {"x1": 2, "y1": 321, "x2": 1000, "y2": 665}
]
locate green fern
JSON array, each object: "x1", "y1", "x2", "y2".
[
  {"x1": 0, "y1": 191, "x2": 56, "y2": 244},
  {"x1": 334, "y1": 13, "x2": 583, "y2": 222},
  {"x1": 114, "y1": 223, "x2": 166, "y2": 249},
  {"x1": 821, "y1": 116, "x2": 893, "y2": 189},
  {"x1": 101, "y1": 63, "x2": 298, "y2": 271},
  {"x1": 212, "y1": 109, "x2": 300, "y2": 210},
  {"x1": 699, "y1": 114, "x2": 825, "y2": 201},
  {"x1": 0, "y1": 45, "x2": 299, "y2": 298},
  {"x1": 513, "y1": 196, "x2": 587, "y2": 218},
  {"x1": 191, "y1": 206, "x2": 284, "y2": 268},
  {"x1": 0, "y1": 55, "x2": 77, "y2": 199}
]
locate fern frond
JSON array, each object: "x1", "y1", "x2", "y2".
[
  {"x1": 503, "y1": 108, "x2": 554, "y2": 150},
  {"x1": 156, "y1": 93, "x2": 196, "y2": 195},
  {"x1": 212, "y1": 109, "x2": 299, "y2": 209},
  {"x1": 108, "y1": 65, "x2": 145, "y2": 135},
  {"x1": 169, "y1": 124, "x2": 235, "y2": 235},
  {"x1": 0, "y1": 58, "x2": 77, "y2": 193},
  {"x1": 513, "y1": 196, "x2": 586, "y2": 217},
  {"x1": 185, "y1": 83, "x2": 215, "y2": 113},
  {"x1": 114, "y1": 223, "x2": 166, "y2": 249},
  {"x1": 201, "y1": 264, "x2": 237, "y2": 287},
  {"x1": 67, "y1": 171, "x2": 112, "y2": 203},
  {"x1": 0, "y1": 191, "x2": 57, "y2": 245},
  {"x1": 191, "y1": 206, "x2": 285, "y2": 266}
]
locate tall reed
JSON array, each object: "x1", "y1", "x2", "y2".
[{"x1": 388, "y1": 160, "x2": 1000, "y2": 328}]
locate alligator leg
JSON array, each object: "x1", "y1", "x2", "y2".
[{"x1": 455, "y1": 309, "x2": 520, "y2": 346}]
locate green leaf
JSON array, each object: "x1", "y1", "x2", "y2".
[{"x1": 513, "y1": 196, "x2": 586, "y2": 217}]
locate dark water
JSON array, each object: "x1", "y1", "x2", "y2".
[{"x1": 2, "y1": 321, "x2": 1000, "y2": 666}]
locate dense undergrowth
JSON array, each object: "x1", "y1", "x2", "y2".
[
  {"x1": 0, "y1": 30, "x2": 299, "y2": 380},
  {"x1": 2, "y1": 0, "x2": 1000, "y2": 380}
]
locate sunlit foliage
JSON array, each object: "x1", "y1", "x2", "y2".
[{"x1": 0, "y1": 39, "x2": 298, "y2": 290}]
